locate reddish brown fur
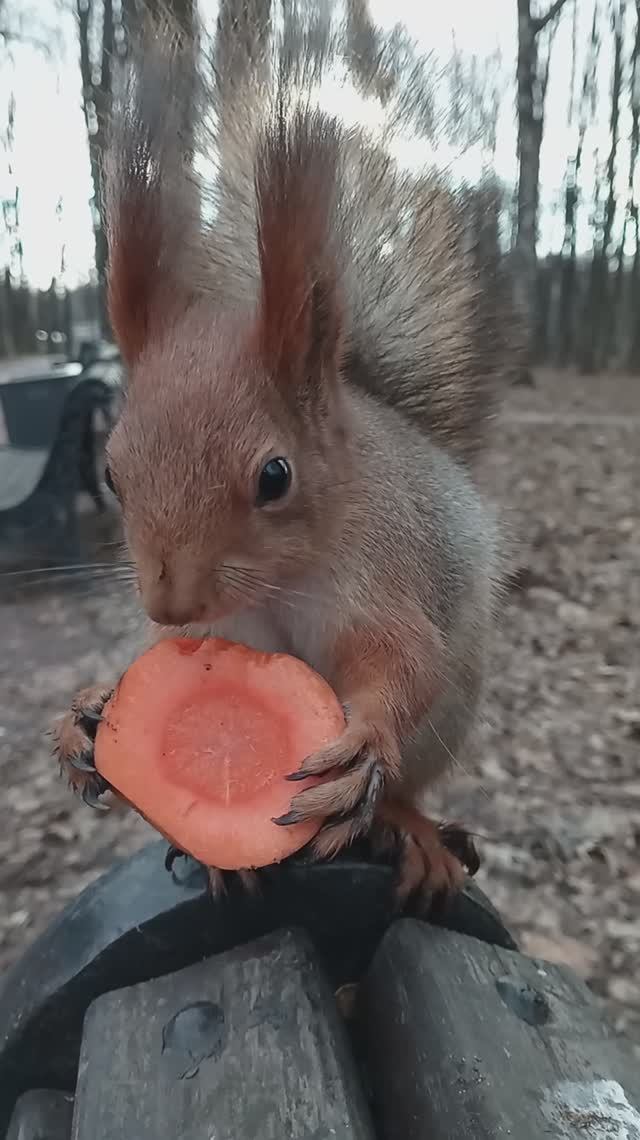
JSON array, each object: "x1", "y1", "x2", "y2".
[
  {"x1": 255, "y1": 107, "x2": 344, "y2": 380},
  {"x1": 377, "y1": 801, "x2": 470, "y2": 898},
  {"x1": 107, "y1": 176, "x2": 164, "y2": 367},
  {"x1": 52, "y1": 9, "x2": 511, "y2": 899}
]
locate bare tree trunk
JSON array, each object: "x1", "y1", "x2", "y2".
[
  {"x1": 626, "y1": 1, "x2": 640, "y2": 370},
  {"x1": 515, "y1": 1, "x2": 541, "y2": 359},
  {"x1": 77, "y1": 0, "x2": 113, "y2": 339},
  {"x1": 580, "y1": 156, "x2": 605, "y2": 373},
  {"x1": 0, "y1": 276, "x2": 14, "y2": 358},
  {"x1": 556, "y1": 1, "x2": 599, "y2": 367},
  {"x1": 600, "y1": 0, "x2": 625, "y2": 367},
  {"x1": 580, "y1": 1, "x2": 624, "y2": 373},
  {"x1": 555, "y1": 163, "x2": 579, "y2": 366},
  {"x1": 628, "y1": 213, "x2": 640, "y2": 369},
  {"x1": 515, "y1": 0, "x2": 570, "y2": 369}
]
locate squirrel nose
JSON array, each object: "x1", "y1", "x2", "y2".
[
  {"x1": 142, "y1": 566, "x2": 207, "y2": 627},
  {"x1": 145, "y1": 598, "x2": 206, "y2": 626}
]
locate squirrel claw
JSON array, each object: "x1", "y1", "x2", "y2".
[
  {"x1": 69, "y1": 751, "x2": 96, "y2": 773},
  {"x1": 283, "y1": 755, "x2": 386, "y2": 858},
  {"x1": 272, "y1": 809, "x2": 304, "y2": 827},
  {"x1": 51, "y1": 683, "x2": 113, "y2": 796},
  {"x1": 374, "y1": 805, "x2": 479, "y2": 907},
  {"x1": 438, "y1": 821, "x2": 481, "y2": 877},
  {"x1": 81, "y1": 779, "x2": 110, "y2": 811},
  {"x1": 165, "y1": 845, "x2": 187, "y2": 872},
  {"x1": 76, "y1": 708, "x2": 103, "y2": 741}
]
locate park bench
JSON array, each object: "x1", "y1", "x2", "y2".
[
  {"x1": 0, "y1": 355, "x2": 122, "y2": 567},
  {"x1": 1, "y1": 840, "x2": 638, "y2": 1138}
]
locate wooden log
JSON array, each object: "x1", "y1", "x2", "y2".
[
  {"x1": 6, "y1": 1089, "x2": 73, "y2": 1140},
  {"x1": 358, "y1": 918, "x2": 640, "y2": 1139},
  {"x1": 72, "y1": 927, "x2": 375, "y2": 1140}
]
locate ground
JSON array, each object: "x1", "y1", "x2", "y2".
[{"x1": 0, "y1": 368, "x2": 638, "y2": 1053}]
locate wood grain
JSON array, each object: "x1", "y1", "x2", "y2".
[
  {"x1": 72, "y1": 927, "x2": 374, "y2": 1140},
  {"x1": 358, "y1": 918, "x2": 640, "y2": 1139}
]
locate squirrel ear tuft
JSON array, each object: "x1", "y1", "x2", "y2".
[
  {"x1": 255, "y1": 107, "x2": 344, "y2": 387},
  {"x1": 105, "y1": 160, "x2": 163, "y2": 367}
]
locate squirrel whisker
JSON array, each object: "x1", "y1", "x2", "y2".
[
  {"x1": 426, "y1": 715, "x2": 491, "y2": 804},
  {"x1": 219, "y1": 573, "x2": 307, "y2": 614},
  {"x1": 0, "y1": 561, "x2": 133, "y2": 579},
  {"x1": 220, "y1": 566, "x2": 329, "y2": 604}
]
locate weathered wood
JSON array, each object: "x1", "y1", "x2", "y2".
[
  {"x1": 72, "y1": 927, "x2": 374, "y2": 1140},
  {"x1": 0, "y1": 838, "x2": 516, "y2": 1140},
  {"x1": 359, "y1": 918, "x2": 640, "y2": 1139},
  {"x1": 6, "y1": 1089, "x2": 73, "y2": 1140}
]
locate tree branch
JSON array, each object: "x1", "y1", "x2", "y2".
[{"x1": 532, "y1": 0, "x2": 571, "y2": 34}]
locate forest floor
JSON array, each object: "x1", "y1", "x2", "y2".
[{"x1": 0, "y1": 367, "x2": 638, "y2": 1052}]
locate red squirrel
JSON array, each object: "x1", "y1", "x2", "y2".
[{"x1": 52, "y1": 8, "x2": 513, "y2": 901}]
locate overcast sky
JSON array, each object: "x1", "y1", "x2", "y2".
[{"x1": 0, "y1": 0, "x2": 622, "y2": 289}]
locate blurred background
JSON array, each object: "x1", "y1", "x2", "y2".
[{"x1": 0, "y1": 0, "x2": 638, "y2": 1055}]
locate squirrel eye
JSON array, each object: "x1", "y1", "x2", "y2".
[
  {"x1": 104, "y1": 465, "x2": 116, "y2": 495},
  {"x1": 256, "y1": 458, "x2": 292, "y2": 506}
]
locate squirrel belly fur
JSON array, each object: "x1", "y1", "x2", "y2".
[{"x1": 54, "y1": 2, "x2": 517, "y2": 889}]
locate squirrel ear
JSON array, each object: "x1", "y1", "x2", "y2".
[
  {"x1": 306, "y1": 279, "x2": 343, "y2": 375},
  {"x1": 269, "y1": 274, "x2": 343, "y2": 386},
  {"x1": 257, "y1": 266, "x2": 343, "y2": 391},
  {"x1": 105, "y1": 164, "x2": 162, "y2": 368},
  {"x1": 255, "y1": 108, "x2": 344, "y2": 390}
]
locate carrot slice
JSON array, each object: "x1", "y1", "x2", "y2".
[{"x1": 94, "y1": 637, "x2": 345, "y2": 870}]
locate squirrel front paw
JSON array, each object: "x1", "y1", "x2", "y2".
[
  {"x1": 273, "y1": 719, "x2": 399, "y2": 858},
  {"x1": 51, "y1": 684, "x2": 114, "y2": 809}
]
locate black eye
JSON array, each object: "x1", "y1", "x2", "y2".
[
  {"x1": 104, "y1": 465, "x2": 116, "y2": 495},
  {"x1": 257, "y1": 457, "x2": 292, "y2": 505}
]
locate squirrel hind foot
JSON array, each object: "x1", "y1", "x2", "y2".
[{"x1": 375, "y1": 800, "x2": 480, "y2": 910}]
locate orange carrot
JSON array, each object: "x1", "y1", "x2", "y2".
[{"x1": 94, "y1": 637, "x2": 344, "y2": 869}]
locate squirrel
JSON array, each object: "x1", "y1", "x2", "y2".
[{"x1": 52, "y1": 4, "x2": 513, "y2": 901}]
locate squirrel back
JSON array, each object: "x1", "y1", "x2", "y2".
[{"x1": 105, "y1": 3, "x2": 513, "y2": 468}]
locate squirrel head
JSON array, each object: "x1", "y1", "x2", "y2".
[
  {"x1": 105, "y1": 90, "x2": 349, "y2": 627},
  {"x1": 106, "y1": 294, "x2": 348, "y2": 627}
]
